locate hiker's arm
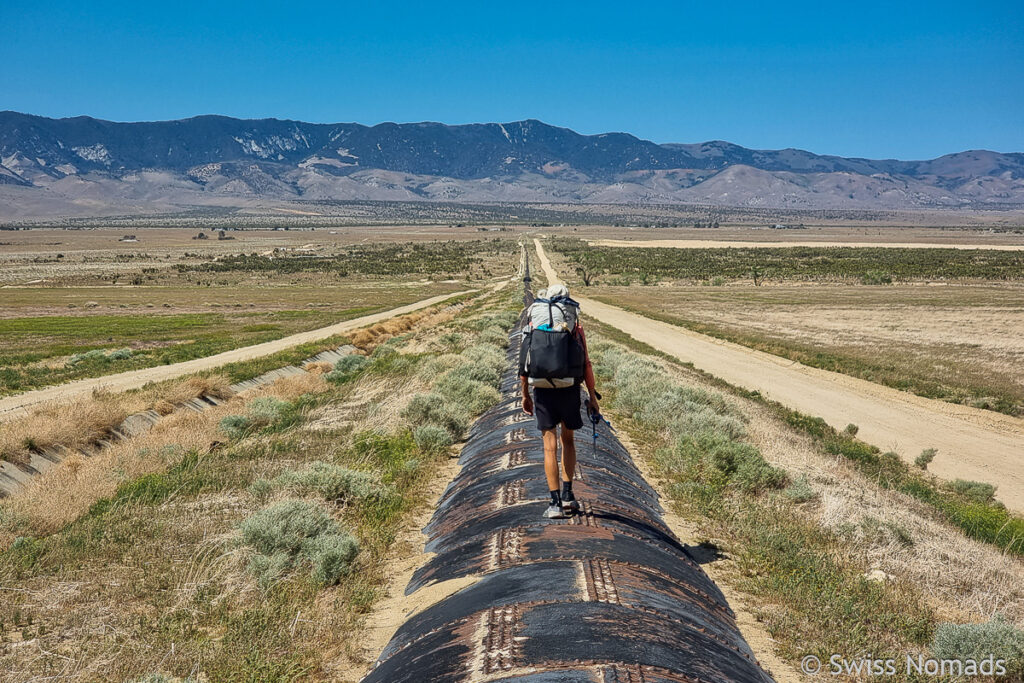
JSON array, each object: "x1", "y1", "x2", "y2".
[{"x1": 520, "y1": 375, "x2": 533, "y2": 415}]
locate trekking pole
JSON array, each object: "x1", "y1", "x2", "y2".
[{"x1": 583, "y1": 391, "x2": 611, "y2": 458}]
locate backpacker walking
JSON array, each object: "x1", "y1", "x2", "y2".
[{"x1": 519, "y1": 283, "x2": 600, "y2": 519}]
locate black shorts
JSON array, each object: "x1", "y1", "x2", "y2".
[{"x1": 533, "y1": 386, "x2": 583, "y2": 431}]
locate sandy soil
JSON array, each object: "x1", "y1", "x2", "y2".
[
  {"x1": 603, "y1": 284, "x2": 1024, "y2": 404},
  {"x1": 588, "y1": 238, "x2": 1024, "y2": 250},
  {"x1": 0, "y1": 290, "x2": 472, "y2": 422},
  {"x1": 535, "y1": 239, "x2": 1024, "y2": 514}
]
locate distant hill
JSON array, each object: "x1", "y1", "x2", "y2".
[{"x1": 2, "y1": 111, "x2": 1022, "y2": 218}]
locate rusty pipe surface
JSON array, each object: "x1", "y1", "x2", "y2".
[{"x1": 361, "y1": 276, "x2": 775, "y2": 683}]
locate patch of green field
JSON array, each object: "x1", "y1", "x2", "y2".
[
  {"x1": 177, "y1": 238, "x2": 516, "y2": 278},
  {"x1": 551, "y1": 237, "x2": 1024, "y2": 283}
]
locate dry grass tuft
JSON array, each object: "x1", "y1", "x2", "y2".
[
  {"x1": 3, "y1": 407, "x2": 227, "y2": 537},
  {"x1": 153, "y1": 399, "x2": 176, "y2": 416},
  {"x1": 253, "y1": 373, "x2": 329, "y2": 401},
  {"x1": 304, "y1": 361, "x2": 335, "y2": 375},
  {"x1": 0, "y1": 396, "x2": 131, "y2": 465},
  {"x1": 161, "y1": 373, "x2": 234, "y2": 405}
]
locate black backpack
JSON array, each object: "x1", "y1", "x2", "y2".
[{"x1": 519, "y1": 296, "x2": 586, "y2": 382}]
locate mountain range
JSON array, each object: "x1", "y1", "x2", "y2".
[{"x1": 2, "y1": 111, "x2": 1022, "y2": 219}]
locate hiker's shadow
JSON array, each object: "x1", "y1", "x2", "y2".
[{"x1": 685, "y1": 541, "x2": 725, "y2": 564}]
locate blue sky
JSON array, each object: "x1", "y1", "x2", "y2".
[{"x1": 1, "y1": 0, "x2": 1021, "y2": 159}]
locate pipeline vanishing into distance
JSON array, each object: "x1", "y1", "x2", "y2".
[{"x1": 361, "y1": 257, "x2": 775, "y2": 683}]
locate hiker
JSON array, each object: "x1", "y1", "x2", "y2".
[{"x1": 519, "y1": 283, "x2": 599, "y2": 519}]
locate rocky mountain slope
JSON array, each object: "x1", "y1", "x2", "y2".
[{"x1": 2, "y1": 111, "x2": 1022, "y2": 218}]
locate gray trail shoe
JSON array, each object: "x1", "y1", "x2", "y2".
[
  {"x1": 561, "y1": 490, "x2": 580, "y2": 514},
  {"x1": 543, "y1": 503, "x2": 566, "y2": 519}
]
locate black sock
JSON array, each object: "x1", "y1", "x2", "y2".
[
  {"x1": 549, "y1": 490, "x2": 561, "y2": 506},
  {"x1": 561, "y1": 481, "x2": 573, "y2": 497}
]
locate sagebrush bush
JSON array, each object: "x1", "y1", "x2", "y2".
[
  {"x1": 219, "y1": 414, "x2": 252, "y2": 439},
  {"x1": 307, "y1": 533, "x2": 360, "y2": 586},
  {"x1": 401, "y1": 393, "x2": 469, "y2": 439},
  {"x1": 68, "y1": 349, "x2": 109, "y2": 365},
  {"x1": 433, "y1": 373, "x2": 501, "y2": 414},
  {"x1": 783, "y1": 475, "x2": 817, "y2": 503},
  {"x1": 460, "y1": 343, "x2": 506, "y2": 373},
  {"x1": 594, "y1": 344, "x2": 784, "y2": 498},
  {"x1": 436, "y1": 331, "x2": 464, "y2": 351},
  {"x1": 256, "y1": 461, "x2": 387, "y2": 503},
  {"x1": 844, "y1": 423, "x2": 859, "y2": 436},
  {"x1": 326, "y1": 354, "x2": 369, "y2": 384},
  {"x1": 414, "y1": 424, "x2": 454, "y2": 454},
  {"x1": 948, "y1": 479, "x2": 997, "y2": 504},
  {"x1": 239, "y1": 499, "x2": 358, "y2": 587},
  {"x1": 915, "y1": 447, "x2": 937, "y2": 470},
  {"x1": 478, "y1": 326, "x2": 509, "y2": 347},
  {"x1": 107, "y1": 348, "x2": 133, "y2": 361},
  {"x1": 219, "y1": 397, "x2": 293, "y2": 439},
  {"x1": 932, "y1": 615, "x2": 1024, "y2": 675},
  {"x1": 247, "y1": 397, "x2": 289, "y2": 426},
  {"x1": 416, "y1": 353, "x2": 463, "y2": 380},
  {"x1": 371, "y1": 344, "x2": 398, "y2": 359}
]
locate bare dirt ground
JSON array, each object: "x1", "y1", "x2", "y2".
[
  {"x1": 535, "y1": 239, "x2": 1024, "y2": 513},
  {"x1": 600, "y1": 283, "x2": 1024, "y2": 410},
  {"x1": 0, "y1": 290, "x2": 471, "y2": 422}
]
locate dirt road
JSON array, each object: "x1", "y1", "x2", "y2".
[
  {"x1": 0, "y1": 290, "x2": 472, "y2": 422},
  {"x1": 534, "y1": 239, "x2": 1024, "y2": 513},
  {"x1": 588, "y1": 238, "x2": 1024, "y2": 250}
]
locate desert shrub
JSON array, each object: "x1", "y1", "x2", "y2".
[
  {"x1": 783, "y1": 475, "x2": 817, "y2": 503},
  {"x1": 416, "y1": 353, "x2": 462, "y2": 380},
  {"x1": 433, "y1": 372, "x2": 501, "y2": 414},
  {"x1": 443, "y1": 360, "x2": 501, "y2": 388},
  {"x1": 932, "y1": 615, "x2": 1024, "y2": 676},
  {"x1": 947, "y1": 479, "x2": 998, "y2": 504},
  {"x1": 307, "y1": 533, "x2": 360, "y2": 586},
  {"x1": 478, "y1": 326, "x2": 509, "y2": 347},
  {"x1": 219, "y1": 397, "x2": 292, "y2": 439},
  {"x1": 107, "y1": 348, "x2": 133, "y2": 361},
  {"x1": 371, "y1": 344, "x2": 398, "y2": 359},
  {"x1": 460, "y1": 343, "x2": 506, "y2": 373},
  {"x1": 239, "y1": 499, "x2": 358, "y2": 588},
  {"x1": 437, "y1": 331, "x2": 464, "y2": 351},
  {"x1": 247, "y1": 397, "x2": 289, "y2": 426},
  {"x1": 413, "y1": 424, "x2": 453, "y2": 454},
  {"x1": 594, "y1": 343, "x2": 783, "y2": 499},
  {"x1": 257, "y1": 461, "x2": 387, "y2": 503},
  {"x1": 401, "y1": 393, "x2": 469, "y2": 439},
  {"x1": 326, "y1": 354, "x2": 369, "y2": 383},
  {"x1": 660, "y1": 429, "x2": 785, "y2": 496},
  {"x1": 915, "y1": 448, "x2": 937, "y2": 470},
  {"x1": 711, "y1": 276, "x2": 726, "y2": 286},
  {"x1": 219, "y1": 414, "x2": 252, "y2": 440},
  {"x1": 844, "y1": 423, "x2": 859, "y2": 436},
  {"x1": 68, "y1": 349, "x2": 109, "y2": 365},
  {"x1": 861, "y1": 270, "x2": 893, "y2": 285}
]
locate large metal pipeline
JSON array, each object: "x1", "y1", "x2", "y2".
[{"x1": 361, "y1": 269, "x2": 775, "y2": 683}]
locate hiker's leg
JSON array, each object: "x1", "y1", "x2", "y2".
[
  {"x1": 559, "y1": 427, "x2": 576, "y2": 483},
  {"x1": 542, "y1": 428, "x2": 560, "y2": 492}
]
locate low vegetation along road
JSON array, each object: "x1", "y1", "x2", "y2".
[
  {"x1": 0, "y1": 290, "x2": 472, "y2": 422},
  {"x1": 534, "y1": 239, "x2": 1024, "y2": 514},
  {"x1": 587, "y1": 238, "x2": 1024, "y2": 250}
]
